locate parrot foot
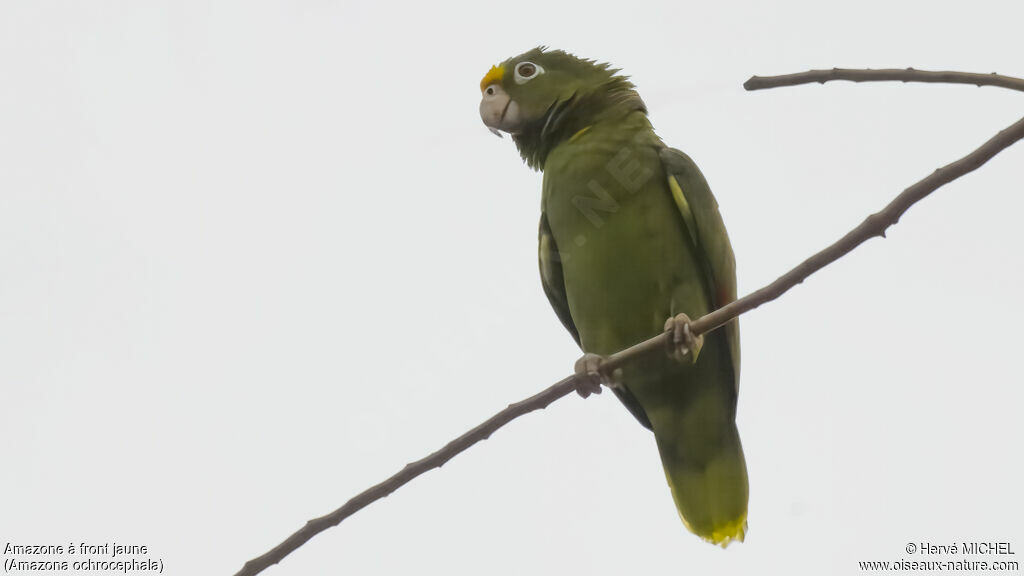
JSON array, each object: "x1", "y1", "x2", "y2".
[
  {"x1": 573, "y1": 353, "x2": 610, "y2": 398},
  {"x1": 664, "y1": 313, "x2": 703, "y2": 364}
]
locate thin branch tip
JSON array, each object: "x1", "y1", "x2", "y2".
[{"x1": 743, "y1": 68, "x2": 1024, "y2": 93}]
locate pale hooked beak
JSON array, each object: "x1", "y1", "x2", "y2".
[{"x1": 479, "y1": 83, "x2": 521, "y2": 138}]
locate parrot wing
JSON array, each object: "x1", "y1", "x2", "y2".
[
  {"x1": 658, "y1": 146, "x2": 741, "y2": 391},
  {"x1": 538, "y1": 213, "x2": 653, "y2": 429},
  {"x1": 538, "y1": 213, "x2": 580, "y2": 346}
]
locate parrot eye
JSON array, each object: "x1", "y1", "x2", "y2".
[{"x1": 514, "y1": 61, "x2": 544, "y2": 84}]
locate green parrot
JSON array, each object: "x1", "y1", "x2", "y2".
[{"x1": 479, "y1": 47, "x2": 748, "y2": 546}]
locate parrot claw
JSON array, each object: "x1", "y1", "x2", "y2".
[
  {"x1": 573, "y1": 353, "x2": 608, "y2": 398},
  {"x1": 664, "y1": 313, "x2": 703, "y2": 364}
]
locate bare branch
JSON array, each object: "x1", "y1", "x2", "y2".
[
  {"x1": 744, "y1": 68, "x2": 1024, "y2": 93},
  {"x1": 234, "y1": 78, "x2": 1024, "y2": 576},
  {"x1": 233, "y1": 376, "x2": 578, "y2": 576}
]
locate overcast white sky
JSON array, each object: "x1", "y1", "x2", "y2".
[{"x1": 2, "y1": 1, "x2": 1022, "y2": 575}]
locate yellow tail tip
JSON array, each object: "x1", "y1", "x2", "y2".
[
  {"x1": 680, "y1": 510, "x2": 747, "y2": 548},
  {"x1": 705, "y1": 514, "x2": 747, "y2": 548}
]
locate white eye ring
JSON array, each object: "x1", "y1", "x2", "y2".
[{"x1": 514, "y1": 61, "x2": 544, "y2": 84}]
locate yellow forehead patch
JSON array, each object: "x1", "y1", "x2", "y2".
[{"x1": 479, "y1": 65, "x2": 504, "y2": 92}]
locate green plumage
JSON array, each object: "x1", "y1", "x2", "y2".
[{"x1": 484, "y1": 48, "x2": 747, "y2": 545}]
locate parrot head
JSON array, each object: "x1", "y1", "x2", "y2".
[{"x1": 479, "y1": 47, "x2": 646, "y2": 169}]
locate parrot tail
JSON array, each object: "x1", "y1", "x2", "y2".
[{"x1": 648, "y1": 402, "x2": 749, "y2": 547}]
